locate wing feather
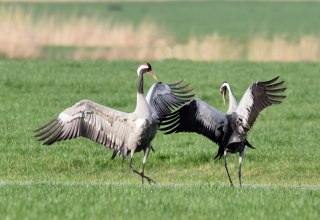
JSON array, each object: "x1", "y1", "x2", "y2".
[
  {"x1": 160, "y1": 99, "x2": 228, "y2": 144},
  {"x1": 34, "y1": 100, "x2": 132, "y2": 157},
  {"x1": 34, "y1": 118, "x2": 57, "y2": 132},
  {"x1": 235, "y1": 76, "x2": 286, "y2": 134},
  {"x1": 146, "y1": 81, "x2": 195, "y2": 121}
]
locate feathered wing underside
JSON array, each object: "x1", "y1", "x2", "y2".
[
  {"x1": 235, "y1": 76, "x2": 286, "y2": 134},
  {"x1": 159, "y1": 99, "x2": 229, "y2": 144},
  {"x1": 34, "y1": 100, "x2": 132, "y2": 159},
  {"x1": 145, "y1": 80, "x2": 195, "y2": 122}
]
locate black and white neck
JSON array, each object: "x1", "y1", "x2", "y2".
[
  {"x1": 221, "y1": 82, "x2": 238, "y2": 114},
  {"x1": 136, "y1": 63, "x2": 152, "y2": 94},
  {"x1": 134, "y1": 63, "x2": 152, "y2": 116}
]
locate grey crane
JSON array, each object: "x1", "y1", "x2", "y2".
[
  {"x1": 34, "y1": 62, "x2": 194, "y2": 184},
  {"x1": 160, "y1": 76, "x2": 286, "y2": 187}
]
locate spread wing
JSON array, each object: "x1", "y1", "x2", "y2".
[
  {"x1": 159, "y1": 99, "x2": 229, "y2": 144},
  {"x1": 235, "y1": 76, "x2": 286, "y2": 134},
  {"x1": 145, "y1": 80, "x2": 195, "y2": 121},
  {"x1": 34, "y1": 100, "x2": 133, "y2": 158}
]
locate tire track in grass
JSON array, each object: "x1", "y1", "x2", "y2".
[{"x1": 1, "y1": 181, "x2": 320, "y2": 190}]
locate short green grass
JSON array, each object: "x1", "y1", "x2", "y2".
[
  {"x1": 0, "y1": 60, "x2": 319, "y2": 219},
  {"x1": 1, "y1": 184, "x2": 319, "y2": 220},
  {"x1": 2, "y1": 1, "x2": 320, "y2": 40}
]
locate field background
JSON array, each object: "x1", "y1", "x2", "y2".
[
  {"x1": 1, "y1": 0, "x2": 320, "y2": 60},
  {"x1": 1, "y1": 1, "x2": 320, "y2": 220}
]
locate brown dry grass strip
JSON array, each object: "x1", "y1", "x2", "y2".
[{"x1": 1, "y1": 8, "x2": 319, "y2": 61}]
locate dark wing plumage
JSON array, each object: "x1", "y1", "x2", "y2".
[
  {"x1": 145, "y1": 80, "x2": 195, "y2": 121},
  {"x1": 34, "y1": 100, "x2": 132, "y2": 159},
  {"x1": 159, "y1": 99, "x2": 229, "y2": 144},
  {"x1": 235, "y1": 76, "x2": 286, "y2": 134}
]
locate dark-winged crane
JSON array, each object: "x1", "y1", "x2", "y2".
[
  {"x1": 160, "y1": 76, "x2": 286, "y2": 187},
  {"x1": 34, "y1": 63, "x2": 194, "y2": 184}
]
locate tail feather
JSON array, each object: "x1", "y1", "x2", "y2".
[{"x1": 245, "y1": 140, "x2": 255, "y2": 149}]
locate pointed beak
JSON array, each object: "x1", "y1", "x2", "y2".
[
  {"x1": 221, "y1": 91, "x2": 226, "y2": 106},
  {"x1": 148, "y1": 71, "x2": 158, "y2": 81}
]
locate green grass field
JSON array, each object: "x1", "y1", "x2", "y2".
[
  {"x1": 0, "y1": 60, "x2": 319, "y2": 219},
  {"x1": 2, "y1": 1, "x2": 320, "y2": 40},
  {"x1": 1, "y1": 183, "x2": 319, "y2": 220},
  {"x1": 1, "y1": 1, "x2": 320, "y2": 219}
]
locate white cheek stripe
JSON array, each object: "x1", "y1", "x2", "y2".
[
  {"x1": 137, "y1": 65, "x2": 149, "y2": 75},
  {"x1": 221, "y1": 82, "x2": 230, "y2": 90}
]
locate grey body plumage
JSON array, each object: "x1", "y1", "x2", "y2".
[{"x1": 160, "y1": 76, "x2": 286, "y2": 187}]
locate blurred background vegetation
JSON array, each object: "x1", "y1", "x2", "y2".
[{"x1": 1, "y1": 0, "x2": 320, "y2": 61}]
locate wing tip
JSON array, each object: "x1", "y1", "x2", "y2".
[
  {"x1": 33, "y1": 117, "x2": 64, "y2": 145},
  {"x1": 33, "y1": 118, "x2": 57, "y2": 132},
  {"x1": 168, "y1": 80, "x2": 184, "y2": 87}
]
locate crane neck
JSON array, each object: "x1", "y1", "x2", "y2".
[
  {"x1": 135, "y1": 72, "x2": 150, "y2": 117},
  {"x1": 225, "y1": 84, "x2": 238, "y2": 114},
  {"x1": 137, "y1": 72, "x2": 144, "y2": 94}
]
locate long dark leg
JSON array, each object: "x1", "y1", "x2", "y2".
[
  {"x1": 129, "y1": 147, "x2": 155, "y2": 185},
  {"x1": 224, "y1": 150, "x2": 233, "y2": 187},
  {"x1": 129, "y1": 157, "x2": 142, "y2": 176},
  {"x1": 238, "y1": 147, "x2": 246, "y2": 188},
  {"x1": 141, "y1": 146, "x2": 149, "y2": 184},
  {"x1": 141, "y1": 146, "x2": 156, "y2": 184}
]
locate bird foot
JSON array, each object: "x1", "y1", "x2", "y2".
[
  {"x1": 141, "y1": 173, "x2": 156, "y2": 185},
  {"x1": 130, "y1": 167, "x2": 156, "y2": 184}
]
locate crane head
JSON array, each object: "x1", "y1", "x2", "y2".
[
  {"x1": 137, "y1": 62, "x2": 158, "y2": 81},
  {"x1": 220, "y1": 81, "x2": 229, "y2": 106}
]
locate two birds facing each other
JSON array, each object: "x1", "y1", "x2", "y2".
[{"x1": 34, "y1": 62, "x2": 286, "y2": 187}]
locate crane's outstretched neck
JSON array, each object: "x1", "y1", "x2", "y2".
[
  {"x1": 137, "y1": 71, "x2": 144, "y2": 94},
  {"x1": 135, "y1": 72, "x2": 150, "y2": 117},
  {"x1": 225, "y1": 83, "x2": 238, "y2": 114}
]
